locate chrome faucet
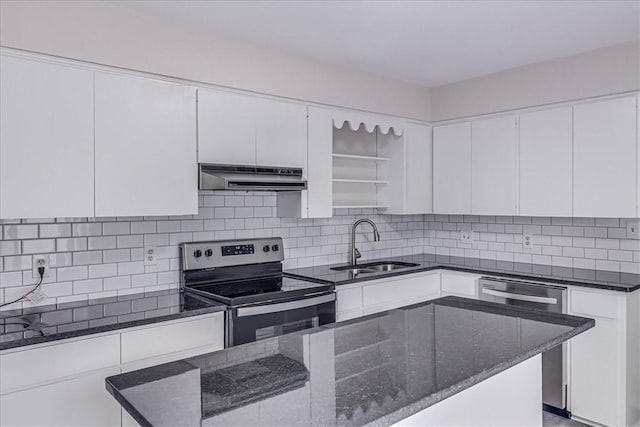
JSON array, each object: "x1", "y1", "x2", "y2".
[{"x1": 351, "y1": 218, "x2": 381, "y2": 265}]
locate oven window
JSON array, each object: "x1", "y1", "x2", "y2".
[
  {"x1": 230, "y1": 300, "x2": 335, "y2": 347},
  {"x1": 255, "y1": 317, "x2": 319, "y2": 341}
]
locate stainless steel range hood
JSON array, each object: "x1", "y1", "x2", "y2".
[{"x1": 199, "y1": 164, "x2": 307, "y2": 191}]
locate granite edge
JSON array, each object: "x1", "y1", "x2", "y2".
[{"x1": 0, "y1": 304, "x2": 227, "y2": 351}]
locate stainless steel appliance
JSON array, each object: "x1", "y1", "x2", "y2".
[
  {"x1": 199, "y1": 164, "x2": 307, "y2": 191},
  {"x1": 180, "y1": 238, "x2": 334, "y2": 347},
  {"x1": 478, "y1": 277, "x2": 569, "y2": 417}
]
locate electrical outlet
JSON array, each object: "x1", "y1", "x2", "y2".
[
  {"x1": 144, "y1": 246, "x2": 157, "y2": 266},
  {"x1": 523, "y1": 234, "x2": 535, "y2": 250},
  {"x1": 627, "y1": 221, "x2": 640, "y2": 239},
  {"x1": 460, "y1": 231, "x2": 474, "y2": 244},
  {"x1": 32, "y1": 256, "x2": 50, "y2": 278}
]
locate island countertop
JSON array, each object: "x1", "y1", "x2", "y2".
[{"x1": 105, "y1": 296, "x2": 594, "y2": 427}]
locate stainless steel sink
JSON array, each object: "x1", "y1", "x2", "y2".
[{"x1": 331, "y1": 261, "x2": 418, "y2": 274}]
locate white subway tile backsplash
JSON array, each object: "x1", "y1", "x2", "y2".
[
  {"x1": 103, "y1": 222, "x2": 130, "y2": 236},
  {"x1": 39, "y1": 224, "x2": 72, "y2": 238},
  {"x1": 1, "y1": 192, "x2": 637, "y2": 310},
  {"x1": 4, "y1": 225, "x2": 38, "y2": 240},
  {"x1": 22, "y1": 239, "x2": 56, "y2": 254}
]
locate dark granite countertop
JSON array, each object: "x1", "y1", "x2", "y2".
[
  {"x1": 105, "y1": 296, "x2": 593, "y2": 427},
  {"x1": 285, "y1": 254, "x2": 640, "y2": 293},
  {"x1": 0, "y1": 290, "x2": 227, "y2": 351}
]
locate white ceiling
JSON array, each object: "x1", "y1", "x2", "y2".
[{"x1": 112, "y1": 0, "x2": 640, "y2": 87}]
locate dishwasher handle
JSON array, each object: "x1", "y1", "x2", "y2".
[{"x1": 481, "y1": 287, "x2": 559, "y2": 305}]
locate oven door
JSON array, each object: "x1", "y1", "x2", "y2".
[{"x1": 227, "y1": 292, "x2": 336, "y2": 347}]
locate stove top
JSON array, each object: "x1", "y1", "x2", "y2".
[
  {"x1": 186, "y1": 275, "x2": 333, "y2": 307},
  {"x1": 181, "y1": 237, "x2": 333, "y2": 307}
]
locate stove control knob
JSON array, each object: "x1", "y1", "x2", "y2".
[
  {"x1": 271, "y1": 244, "x2": 279, "y2": 252},
  {"x1": 204, "y1": 249, "x2": 213, "y2": 257},
  {"x1": 263, "y1": 245, "x2": 270, "y2": 253},
  {"x1": 193, "y1": 250, "x2": 202, "y2": 258}
]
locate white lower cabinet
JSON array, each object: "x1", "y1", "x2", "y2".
[
  {"x1": 0, "y1": 312, "x2": 224, "y2": 427},
  {"x1": 439, "y1": 271, "x2": 480, "y2": 298},
  {"x1": 1, "y1": 369, "x2": 122, "y2": 427},
  {"x1": 336, "y1": 272, "x2": 441, "y2": 321},
  {"x1": 567, "y1": 287, "x2": 640, "y2": 427}
]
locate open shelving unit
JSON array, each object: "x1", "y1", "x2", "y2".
[{"x1": 331, "y1": 122, "x2": 404, "y2": 211}]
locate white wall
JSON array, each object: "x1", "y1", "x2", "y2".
[
  {"x1": 431, "y1": 41, "x2": 640, "y2": 121},
  {"x1": 0, "y1": 0, "x2": 431, "y2": 121}
]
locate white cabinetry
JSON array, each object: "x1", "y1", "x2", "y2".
[
  {"x1": 519, "y1": 106, "x2": 573, "y2": 217},
  {"x1": 405, "y1": 122, "x2": 433, "y2": 214},
  {"x1": 471, "y1": 115, "x2": 517, "y2": 215},
  {"x1": 335, "y1": 272, "x2": 441, "y2": 321},
  {"x1": 94, "y1": 73, "x2": 198, "y2": 217},
  {"x1": 305, "y1": 107, "x2": 334, "y2": 218},
  {"x1": 433, "y1": 122, "x2": 472, "y2": 214},
  {"x1": 573, "y1": 96, "x2": 637, "y2": 218},
  {"x1": 0, "y1": 54, "x2": 95, "y2": 219},
  {"x1": 567, "y1": 287, "x2": 639, "y2": 427},
  {"x1": 0, "y1": 313, "x2": 224, "y2": 427},
  {"x1": 440, "y1": 271, "x2": 480, "y2": 298},
  {"x1": 197, "y1": 90, "x2": 257, "y2": 165},
  {"x1": 197, "y1": 89, "x2": 307, "y2": 168}
]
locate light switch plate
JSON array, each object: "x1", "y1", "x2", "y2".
[{"x1": 627, "y1": 221, "x2": 640, "y2": 239}]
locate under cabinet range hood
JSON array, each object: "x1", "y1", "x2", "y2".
[{"x1": 199, "y1": 163, "x2": 307, "y2": 191}]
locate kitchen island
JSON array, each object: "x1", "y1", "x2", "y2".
[{"x1": 106, "y1": 296, "x2": 593, "y2": 426}]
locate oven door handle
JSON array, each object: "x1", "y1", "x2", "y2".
[
  {"x1": 481, "y1": 287, "x2": 558, "y2": 305},
  {"x1": 236, "y1": 293, "x2": 336, "y2": 317}
]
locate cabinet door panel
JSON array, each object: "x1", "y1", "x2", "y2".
[
  {"x1": 256, "y1": 99, "x2": 307, "y2": 168},
  {"x1": 471, "y1": 115, "x2": 517, "y2": 215},
  {"x1": 433, "y1": 122, "x2": 472, "y2": 214},
  {"x1": 519, "y1": 107, "x2": 573, "y2": 217},
  {"x1": 0, "y1": 369, "x2": 122, "y2": 427},
  {"x1": 406, "y1": 123, "x2": 433, "y2": 214},
  {"x1": 306, "y1": 107, "x2": 333, "y2": 218},
  {"x1": 0, "y1": 55, "x2": 94, "y2": 219},
  {"x1": 121, "y1": 313, "x2": 224, "y2": 363},
  {"x1": 95, "y1": 73, "x2": 197, "y2": 216},
  {"x1": 574, "y1": 96, "x2": 637, "y2": 217},
  {"x1": 197, "y1": 89, "x2": 256, "y2": 165},
  {"x1": 569, "y1": 316, "x2": 620, "y2": 426}
]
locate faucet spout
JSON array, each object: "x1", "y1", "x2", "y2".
[{"x1": 351, "y1": 218, "x2": 381, "y2": 265}]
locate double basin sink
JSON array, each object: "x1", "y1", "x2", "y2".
[{"x1": 330, "y1": 261, "x2": 419, "y2": 276}]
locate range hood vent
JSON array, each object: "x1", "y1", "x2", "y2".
[{"x1": 199, "y1": 164, "x2": 307, "y2": 192}]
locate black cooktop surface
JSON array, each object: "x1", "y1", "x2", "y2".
[{"x1": 186, "y1": 275, "x2": 333, "y2": 306}]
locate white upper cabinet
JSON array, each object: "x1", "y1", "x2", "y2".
[
  {"x1": 573, "y1": 96, "x2": 637, "y2": 218},
  {"x1": 94, "y1": 73, "x2": 198, "y2": 217},
  {"x1": 471, "y1": 115, "x2": 517, "y2": 215},
  {"x1": 197, "y1": 89, "x2": 307, "y2": 168},
  {"x1": 405, "y1": 122, "x2": 433, "y2": 214},
  {"x1": 519, "y1": 107, "x2": 573, "y2": 217},
  {"x1": 255, "y1": 98, "x2": 307, "y2": 168},
  {"x1": 0, "y1": 55, "x2": 95, "y2": 219},
  {"x1": 433, "y1": 122, "x2": 472, "y2": 214},
  {"x1": 305, "y1": 107, "x2": 334, "y2": 218},
  {"x1": 197, "y1": 89, "x2": 256, "y2": 165}
]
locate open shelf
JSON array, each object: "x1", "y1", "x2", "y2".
[
  {"x1": 332, "y1": 153, "x2": 389, "y2": 162},
  {"x1": 332, "y1": 179, "x2": 389, "y2": 184},
  {"x1": 333, "y1": 205, "x2": 389, "y2": 209}
]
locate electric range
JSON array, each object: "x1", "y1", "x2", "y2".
[{"x1": 180, "y1": 238, "x2": 335, "y2": 347}]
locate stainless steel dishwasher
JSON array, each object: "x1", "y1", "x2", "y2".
[{"x1": 478, "y1": 276, "x2": 569, "y2": 417}]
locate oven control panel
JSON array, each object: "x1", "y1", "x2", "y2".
[
  {"x1": 221, "y1": 244, "x2": 255, "y2": 257},
  {"x1": 182, "y1": 238, "x2": 284, "y2": 270}
]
